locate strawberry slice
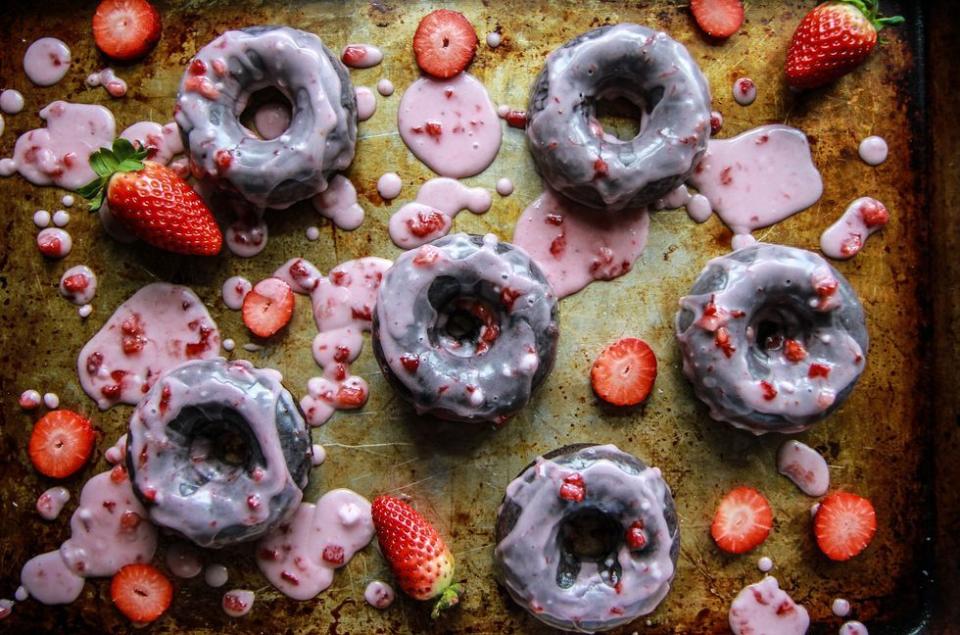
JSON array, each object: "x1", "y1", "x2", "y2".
[
  {"x1": 814, "y1": 491, "x2": 877, "y2": 561},
  {"x1": 590, "y1": 337, "x2": 658, "y2": 406},
  {"x1": 242, "y1": 277, "x2": 295, "y2": 338},
  {"x1": 92, "y1": 0, "x2": 162, "y2": 62},
  {"x1": 110, "y1": 563, "x2": 173, "y2": 624},
  {"x1": 28, "y1": 409, "x2": 95, "y2": 478},
  {"x1": 412, "y1": 9, "x2": 478, "y2": 79},
  {"x1": 711, "y1": 486, "x2": 773, "y2": 554},
  {"x1": 690, "y1": 0, "x2": 745, "y2": 39}
]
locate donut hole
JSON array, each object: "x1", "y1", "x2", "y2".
[
  {"x1": 428, "y1": 276, "x2": 503, "y2": 358},
  {"x1": 169, "y1": 405, "x2": 265, "y2": 490},
  {"x1": 589, "y1": 85, "x2": 660, "y2": 142},
  {"x1": 238, "y1": 86, "x2": 293, "y2": 140},
  {"x1": 749, "y1": 298, "x2": 813, "y2": 356},
  {"x1": 556, "y1": 508, "x2": 623, "y2": 589}
]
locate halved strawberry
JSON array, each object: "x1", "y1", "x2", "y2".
[
  {"x1": 242, "y1": 277, "x2": 295, "y2": 338},
  {"x1": 412, "y1": 9, "x2": 478, "y2": 79},
  {"x1": 110, "y1": 563, "x2": 173, "y2": 624},
  {"x1": 814, "y1": 491, "x2": 877, "y2": 561},
  {"x1": 711, "y1": 486, "x2": 773, "y2": 554},
  {"x1": 590, "y1": 338, "x2": 658, "y2": 406},
  {"x1": 690, "y1": 0, "x2": 745, "y2": 39},
  {"x1": 92, "y1": 0, "x2": 162, "y2": 62},
  {"x1": 28, "y1": 409, "x2": 95, "y2": 478}
]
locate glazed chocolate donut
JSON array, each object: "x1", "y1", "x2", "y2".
[
  {"x1": 372, "y1": 233, "x2": 559, "y2": 424},
  {"x1": 175, "y1": 26, "x2": 356, "y2": 209},
  {"x1": 495, "y1": 444, "x2": 679, "y2": 632},
  {"x1": 127, "y1": 358, "x2": 312, "y2": 547},
  {"x1": 676, "y1": 244, "x2": 869, "y2": 434},
  {"x1": 527, "y1": 24, "x2": 712, "y2": 211}
]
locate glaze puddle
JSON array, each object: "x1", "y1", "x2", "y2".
[
  {"x1": 398, "y1": 73, "x2": 501, "y2": 178},
  {"x1": 733, "y1": 77, "x2": 756, "y2": 106},
  {"x1": 273, "y1": 256, "x2": 391, "y2": 426},
  {"x1": 312, "y1": 175, "x2": 365, "y2": 230},
  {"x1": 58, "y1": 265, "x2": 97, "y2": 305},
  {"x1": 777, "y1": 440, "x2": 830, "y2": 496},
  {"x1": 23, "y1": 38, "x2": 71, "y2": 86},
  {"x1": 77, "y1": 283, "x2": 220, "y2": 409},
  {"x1": 512, "y1": 188, "x2": 650, "y2": 298},
  {"x1": 221, "y1": 275, "x2": 252, "y2": 310},
  {"x1": 364, "y1": 580, "x2": 395, "y2": 609},
  {"x1": 656, "y1": 184, "x2": 712, "y2": 223},
  {"x1": 86, "y1": 68, "x2": 127, "y2": 98},
  {"x1": 341, "y1": 43, "x2": 383, "y2": 69},
  {"x1": 820, "y1": 197, "x2": 889, "y2": 260},
  {"x1": 688, "y1": 124, "x2": 823, "y2": 248},
  {"x1": 728, "y1": 576, "x2": 809, "y2": 635},
  {"x1": 377, "y1": 172, "x2": 402, "y2": 200},
  {"x1": 256, "y1": 488, "x2": 374, "y2": 600},
  {"x1": 223, "y1": 589, "x2": 255, "y2": 617},
  {"x1": 36, "y1": 486, "x2": 70, "y2": 521},
  {"x1": 120, "y1": 121, "x2": 184, "y2": 165},
  {"x1": 355, "y1": 87, "x2": 377, "y2": 122},
  {"x1": 388, "y1": 177, "x2": 492, "y2": 248},
  {"x1": 858, "y1": 135, "x2": 888, "y2": 166}
]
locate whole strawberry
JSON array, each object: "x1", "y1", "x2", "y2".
[
  {"x1": 371, "y1": 495, "x2": 463, "y2": 617},
  {"x1": 786, "y1": 0, "x2": 903, "y2": 90},
  {"x1": 78, "y1": 138, "x2": 222, "y2": 255}
]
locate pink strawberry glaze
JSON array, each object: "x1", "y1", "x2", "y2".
[
  {"x1": 226, "y1": 213, "x2": 269, "y2": 258},
  {"x1": 757, "y1": 556, "x2": 774, "y2": 572},
  {"x1": 36, "y1": 486, "x2": 70, "y2": 521},
  {"x1": 8, "y1": 101, "x2": 116, "y2": 190},
  {"x1": 312, "y1": 175, "x2": 365, "y2": 230},
  {"x1": 833, "y1": 598, "x2": 851, "y2": 617},
  {"x1": 223, "y1": 589, "x2": 256, "y2": 617},
  {"x1": 253, "y1": 102, "x2": 291, "y2": 140},
  {"x1": 0, "y1": 89, "x2": 24, "y2": 114},
  {"x1": 398, "y1": 73, "x2": 501, "y2": 178},
  {"x1": 341, "y1": 43, "x2": 383, "y2": 69},
  {"x1": 165, "y1": 542, "x2": 203, "y2": 578},
  {"x1": 222, "y1": 275, "x2": 252, "y2": 310},
  {"x1": 85, "y1": 68, "x2": 127, "y2": 98},
  {"x1": 273, "y1": 256, "x2": 391, "y2": 426},
  {"x1": 58, "y1": 265, "x2": 97, "y2": 305},
  {"x1": 496, "y1": 177, "x2": 514, "y2": 196},
  {"x1": 512, "y1": 188, "x2": 650, "y2": 298},
  {"x1": 33, "y1": 209, "x2": 51, "y2": 227},
  {"x1": 256, "y1": 488, "x2": 374, "y2": 600},
  {"x1": 841, "y1": 622, "x2": 869, "y2": 635},
  {"x1": 733, "y1": 77, "x2": 757, "y2": 106},
  {"x1": 858, "y1": 136, "x2": 888, "y2": 166},
  {"x1": 355, "y1": 87, "x2": 377, "y2": 122},
  {"x1": 53, "y1": 210, "x2": 69, "y2": 227},
  {"x1": 19, "y1": 389, "x2": 42, "y2": 410},
  {"x1": 820, "y1": 197, "x2": 889, "y2": 260},
  {"x1": 43, "y1": 392, "x2": 59, "y2": 409},
  {"x1": 23, "y1": 38, "x2": 71, "y2": 87},
  {"x1": 120, "y1": 121, "x2": 184, "y2": 165},
  {"x1": 104, "y1": 434, "x2": 127, "y2": 465},
  {"x1": 728, "y1": 576, "x2": 809, "y2": 635},
  {"x1": 486, "y1": 31, "x2": 503, "y2": 48},
  {"x1": 20, "y1": 470, "x2": 158, "y2": 604},
  {"x1": 377, "y1": 172, "x2": 402, "y2": 200},
  {"x1": 37, "y1": 228, "x2": 72, "y2": 259},
  {"x1": 656, "y1": 184, "x2": 713, "y2": 223},
  {"x1": 388, "y1": 177, "x2": 492, "y2": 248},
  {"x1": 377, "y1": 79, "x2": 394, "y2": 97},
  {"x1": 77, "y1": 283, "x2": 220, "y2": 409},
  {"x1": 364, "y1": 580, "x2": 395, "y2": 609},
  {"x1": 688, "y1": 125, "x2": 823, "y2": 248},
  {"x1": 777, "y1": 440, "x2": 830, "y2": 497}
]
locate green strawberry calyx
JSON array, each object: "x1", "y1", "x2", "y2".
[
  {"x1": 430, "y1": 581, "x2": 464, "y2": 619},
  {"x1": 836, "y1": 0, "x2": 905, "y2": 30},
  {"x1": 76, "y1": 138, "x2": 149, "y2": 212}
]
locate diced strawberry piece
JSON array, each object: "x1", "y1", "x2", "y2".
[
  {"x1": 860, "y1": 200, "x2": 890, "y2": 228},
  {"x1": 625, "y1": 521, "x2": 647, "y2": 550},
  {"x1": 335, "y1": 383, "x2": 367, "y2": 409},
  {"x1": 110, "y1": 563, "x2": 173, "y2": 623},
  {"x1": 341, "y1": 45, "x2": 367, "y2": 66},
  {"x1": 330, "y1": 270, "x2": 351, "y2": 286},
  {"x1": 92, "y1": 0, "x2": 162, "y2": 62},
  {"x1": 504, "y1": 110, "x2": 527, "y2": 129},
  {"x1": 424, "y1": 121, "x2": 443, "y2": 138},
  {"x1": 783, "y1": 339, "x2": 807, "y2": 362},
  {"x1": 322, "y1": 545, "x2": 345, "y2": 566},
  {"x1": 808, "y1": 363, "x2": 831, "y2": 378},
  {"x1": 406, "y1": 209, "x2": 447, "y2": 238},
  {"x1": 110, "y1": 464, "x2": 128, "y2": 483},
  {"x1": 591, "y1": 338, "x2": 658, "y2": 407},
  {"x1": 715, "y1": 327, "x2": 736, "y2": 358},
  {"x1": 500, "y1": 287, "x2": 522, "y2": 311},
  {"x1": 710, "y1": 486, "x2": 773, "y2": 554},
  {"x1": 28, "y1": 410, "x2": 95, "y2": 479},
  {"x1": 413, "y1": 245, "x2": 441, "y2": 266},
  {"x1": 558, "y1": 473, "x2": 586, "y2": 502},
  {"x1": 690, "y1": 0, "x2": 744, "y2": 39},
  {"x1": 37, "y1": 233, "x2": 63, "y2": 257},
  {"x1": 400, "y1": 354, "x2": 420, "y2": 373},
  {"x1": 62, "y1": 273, "x2": 89, "y2": 293},
  {"x1": 188, "y1": 58, "x2": 206, "y2": 75},
  {"x1": 544, "y1": 213, "x2": 564, "y2": 226},
  {"x1": 760, "y1": 380, "x2": 778, "y2": 401},
  {"x1": 412, "y1": 9, "x2": 478, "y2": 79},
  {"x1": 814, "y1": 492, "x2": 877, "y2": 561},
  {"x1": 593, "y1": 157, "x2": 608, "y2": 178},
  {"x1": 840, "y1": 234, "x2": 863, "y2": 257},
  {"x1": 242, "y1": 277, "x2": 295, "y2": 338},
  {"x1": 549, "y1": 234, "x2": 566, "y2": 257},
  {"x1": 710, "y1": 111, "x2": 724, "y2": 134}
]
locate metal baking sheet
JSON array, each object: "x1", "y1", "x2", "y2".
[{"x1": 0, "y1": 0, "x2": 936, "y2": 632}]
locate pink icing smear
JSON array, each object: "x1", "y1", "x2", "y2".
[
  {"x1": 86, "y1": 68, "x2": 127, "y2": 98},
  {"x1": 688, "y1": 124, "x2": 823, "y2": 248},
  {"x1": 820, "y1": 197, "x2": 889, "y2": 260},
  {"x1": 23, "y1": 38, "x2": 71, "y2": 86},
  {"x1": 398, "y1": 73, "x2": 502, "y2": 178},
  {"x1": 777, "y1": 440, "x2": 830, "y2": 497},
  {"x1": 9, "y1": 101, "x2": 116, "y2": 189},
  {"x1": 120, "y1": 121, "x2": 184, "y2": 165},
  {"x1": 21, "y1": 470, "x2": 158, "y2": 604},
  {"x1": 77, "y1": 283, "x2": 220, "y2": 409},
  {"x1": 225, "y1": 212, "x2": 269, "y2": 258},
  {"x1": 364, "y1": 580, "x2": 395, "y2": 609},
  {"x1": 512, "y1": 188, "x2": 650, "y2": 298},
  {"x1": 341, "y1": 43, "x2": 383, "y2": 69},
  {"x1": 388, "y1": 177, "x2": 492, "y2": 248},
  {"x1": 36, "y1": 486, "x2": 71, "y2": 521},
  {"x1": 273, "y1": 256, "x2": 391, "y2": 426},
  {"x1": 312, "y1": 174, "x2": 365, "y2": 230},
  {"x1": 728, "y1": 576, "x2": 810, "y2": 635},
  {"x1": 256, "y1": 488, "x2": 374, "y2": 600}
]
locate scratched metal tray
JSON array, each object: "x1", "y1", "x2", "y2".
[{"x1": 0, "y1": 0, "x2": 947, "y2": 633}]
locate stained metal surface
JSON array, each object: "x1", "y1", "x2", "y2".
[{"x1": 0, "y1": 1, "x2": 935, "y2": 633}]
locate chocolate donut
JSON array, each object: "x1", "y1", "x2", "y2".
[
  {"x1": 495, "y1": 444, "x2": 679, "y2": 632},
  {"x1": 527, "y1": 24, "x2": 712, "y2": 211},
  {"x1": 372, "y1": 233, "x2": 559, "y2": 424},
  {"x1": 676, "y1": 244, "x2": 869, "y2": 434},
  {"x1": 126, "y1": 358, "x2": 312, "y2": 548},
  {"x1": 175, "y1": 26, "x2": 356, "y2": 209}
]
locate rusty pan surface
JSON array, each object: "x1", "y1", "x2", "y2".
[{"x1": 0, "y1": 0, "x2": 936, "y2": 633}]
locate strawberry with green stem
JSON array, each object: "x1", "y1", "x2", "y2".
[
  {"x1": 78, "y1": 138, "x2": 222, "y2": 256},
  {"x1": 371, "y1": 495, "x2": 464, "y2": 617}
]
